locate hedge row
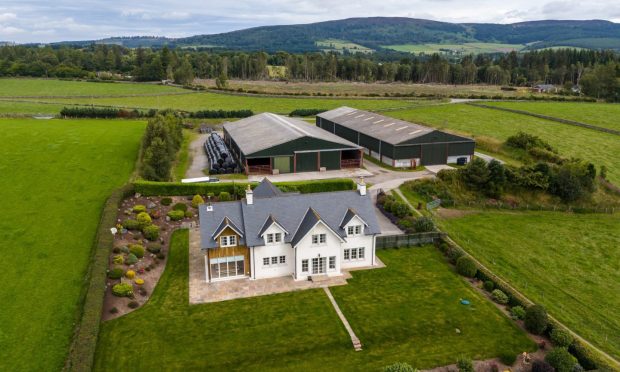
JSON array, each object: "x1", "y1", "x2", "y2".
[
  {"x1": 289, "y1": 108, "x2": 327, "y2": 117},
  {"x1": 133, "y1": 178, "x2": 356, "y2": 196},
  {"x1": 64, "y1": 184, "x2": 135, "y2": 372},
  {"x1": 438, "y1": 238, "x2": 619, "y2": 372},
  {"x1": 189, "y1": 109, "x2": 253, "y2": 119}
]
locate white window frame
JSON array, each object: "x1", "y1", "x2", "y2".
[
  {"x1": 344, "y1": 248, "x2": 365, "y2": 262},
  {"x1": 279, "y1": 255, "x2": 286, "y2": 264},
  {"x1": 274, "y1": 233, "x2": 282, "y2": 243},
  {"x1": 266, "y1": 234, "x2": 274, "y2": 244},
  {"x1": 358, "y1": 247, "x2": 365, "y2": 259},
  {"x1": 347, "y1": 225, "x2": 362, "y2": 236},
  {"x1": 271, "y1": 256, "x2": 278, "y2": 265},
  {"x1": 344, "y1": 249, "x2": 350, "y2": 260},
  {"x1": 263, "y1": 257, "x2": 270, "y2": 266},
  {"x1": 220, "y1": 235, "x2": 237, "y2": 247},
  {"x1": 301, "y1": 259, "x2": 309, "y2": 272},
  {"x1": 312, "y1": 233, "x2": 327, "y2": 245},
  {"x1": 328, "y1": 256, "x2": 336, "y2": 271}
]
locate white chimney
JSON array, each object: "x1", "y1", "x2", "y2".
[
  {"x1": 206, "y1": 196, "x2": 213, "y2": 211},
  {"x1": 357, "y1": 177, "x2": 366, "y2": 196},
  {"x1": 246, "y1": 184, "x2": 254, "y2": 205}
]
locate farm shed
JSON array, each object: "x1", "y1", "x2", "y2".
[
  {"x1": 223, "y1": 113, "x2": 363, "y2": 175},
  {"x1": 317, "y1": 107, "x2": 475, "y2": 167}
]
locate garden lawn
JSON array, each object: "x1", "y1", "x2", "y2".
[
  {"x1": 386, "y1": 104, "x2": 620, "y2": 184},
  {"x1": 95, "y1": 231, "x2": 534, "y2": 371},
  {"x1": 0, "y1": 78, "x2": 185, "y2": 97},
  {"x1": 0, "y1": 118, "x2": 144, "y2": 371},
  {"x1": 485, "y1": 101, "x2": 620, "y2": 132},
  {"x1": 438, "y1": 210, "x2": 620, "y2": 360}
]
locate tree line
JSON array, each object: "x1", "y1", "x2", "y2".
[{"x1": 0, "y1": 44, "x2": 618, "y2": 100}]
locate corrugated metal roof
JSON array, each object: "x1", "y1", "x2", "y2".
[
  {"x1": 318, "y1": 106, "x2": 436, "y2": 145},
  {"x1": 223, "y1": 113, "x2": 360, "y2": 156}
]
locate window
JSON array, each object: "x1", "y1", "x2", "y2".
[
  {"x1": 329, "y1": 256, "x2": 336, "y2": 270},
  {"x1": 266, "y1": 234, "x2": 274, "y2": 244},
  {"x1": 312, "y1": 233, "x2": 327, "y2": 245},
  {"x1": 355, "y1": 225, "x2": 362, "y2": 235},
  {"x1": 271, "y1": 256, "x2": 278, "y2": 265},
  {"x1": 265, "y1": 233, "x2": 282, "y2": 244},
  {"x1": 279, "y1": 255, "x2": 286, "y2": 264},
  {"x1": 220, "y1": 235, "x2": 237, "y2": 247},
  {"x1": 264, "y1": 255, "x2": 286, "y2": 267},
  {"x1": 347, "y1": 226, "x2": 354, "y2": 235},
  {"x1": 347, "y1": 225, "x2": 362, "y2": 236},
  {"x1": 210, "y1": 255, "x2": 245, "y2": 279},
  {"x1": 302, "y1": 259, "x2": 309, "y2": 272},
  {"x1": 263, "y1": 257, "x2": 270, "y2": 266},
  {"x1": 344, "y1": 248, "x2": 365, "y2": 262}
]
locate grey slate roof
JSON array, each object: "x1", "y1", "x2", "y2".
[
  {"x1": 223, "y1": 112, "x2": 360, "y2": 156},
  {"x1": 252, "y1": 178, "x2": 285, "y2": 199},
  {"x1": 212, "y1": 217, "x2": 244, "y2": 239},
  {"x1": 257, "y1": 214, "x2": 288, "y2": 237},
  {"x1": 290, "y1": 208, "x2": 322, "y2": 247},
  {"x1": 340, "y1": 208, "x2": 368, "y2": 228},
  {"x1": 317, "y1": 106, "x2": 436, "y2": 145},
  {"x1": 199, "y1": 180, "x2": 381, "y2": 250}
]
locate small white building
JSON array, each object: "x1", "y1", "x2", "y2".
[{"x1": 198, "y1": 178, "x2": 381, "y2": 282}]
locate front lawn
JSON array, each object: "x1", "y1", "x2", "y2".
[
  {"x1": 0, "y1": 118, "x2": 144, "y2": 371},
  {"x1": 95, "y1": 231, "x2": 534, "y2": 370},
  {"x1": 438, "y1": 210, "x2": 620, "y2": 360}
]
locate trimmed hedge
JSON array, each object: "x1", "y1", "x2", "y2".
[
  {"x1": 64, "y1": 183, "x2": 135, "y2": 371},
  {"x1": 133, "y1": 179, "x2": 355, "y2": 196}
]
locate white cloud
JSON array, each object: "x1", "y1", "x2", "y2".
[{"x1": 0, "y1": 12, "x2": 17, "y2": 21}]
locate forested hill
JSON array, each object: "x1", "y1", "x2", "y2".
[{"x1": 55, "y1": 17, "x2": 620, "y2": 52}]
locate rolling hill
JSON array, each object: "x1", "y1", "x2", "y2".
[{"x1": 53, "y1": 17, "x2": 620, "y2": 53}]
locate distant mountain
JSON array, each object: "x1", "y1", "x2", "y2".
[{"x1": 51, "y1": 17, "x2": 620, "y2": 53}]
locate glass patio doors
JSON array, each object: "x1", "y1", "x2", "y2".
[
  {"x1": 210, "y1": 255, "x2": 245, "y2": 280},
  {"x1": 311, "y1": 257, "x2": 327, "y2": 275}
]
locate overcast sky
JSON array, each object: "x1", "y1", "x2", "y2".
[{"x1": 1, "y1": 0, "x2": 619, "y2": 43}]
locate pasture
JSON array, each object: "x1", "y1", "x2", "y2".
[
  {"x1": 438, "y1": 210, "x2": 620, "y2": 360},
  {"x1": 95, "y1": 231, "x2": 533, "y2": 371},
  {"x1": 0, "y1": 118, "x2": 145, "y2": 371},
  {"x1": 386, "y1": 104, "x2": 620, "y2": 184},
  {"x1": 0, "y1": 78, "x2": 185, "y2": 97},
  {"x1": 384, "y1": 42, "x2": 525, "y2": 54}
]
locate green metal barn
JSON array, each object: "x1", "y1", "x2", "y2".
[
  {"x1": 223, "y1": 113, "x2": 363, "y2": 175},
  {"x1": 317, "y1": 107, "x2": 475, "y2": 167}
]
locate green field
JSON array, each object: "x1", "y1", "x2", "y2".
[
  {"x1": 95, "y1": 231, "x2": 533, "y2": 371},
  {"x1": 384, "y1": 42, "x2": 525, "y2": 54},
  {"x1": 0, "y1": 118, "x2": 145, "y2": 371},
  {"x1": 316, "y1": 39, "x2": 374, "y2": 53},
  {"x1": 438, "y1": 210, "x2": 620, "y2": 360},
  {"x1": 0, "y1": 78, "x2": 185, "y2": 97},
  {"x1": 386, "y1": 104, "x2": 620, "y2": 184},
  {"x1": 485, "y1": 101, "x2": 620, "y2": 132}
]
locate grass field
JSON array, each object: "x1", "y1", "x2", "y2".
[
  {"x1": 438, "y1": 210, "x2": 620, "y2": 360},
  {"x1": 95, "y1": 231, "x2": 533, "y2": 371},
  {"x1": 386, "y1": 104, "x2": 620, "y2": 184},
  {"x1": 484, "y1": 101, "x2": 620, "y2": 132},
  {"x1": 316, "y1": 39, "x2": 374, "y2": 53},
  {"x1": 0, "y1": 78, "x2": 185, "y2": 97},
  {"x1": 0, "y1": 118, "x2": 144, "y2": 371},
  {"x1": 384, "y1": 42, "x2": 525, "y2": 54}
]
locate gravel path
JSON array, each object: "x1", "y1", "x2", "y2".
[{"x1": 185, "y1": 133, "x2": 209, "y2": 179}]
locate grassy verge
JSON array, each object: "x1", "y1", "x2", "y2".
[
  {"x1": 438, "y1": 210, "x2": 620, "y2": 360},
  {"x1": 0, "y1": 118, "x2": 144, "y2": 371},
  {"x1": 172, "y1": 129, "x2": 198, "y2": 181}
]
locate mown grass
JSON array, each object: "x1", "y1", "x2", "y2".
[
  {"x1": 0, "y1": 118, "x2": 145, "y2": 371},
  {"x1": 384, "y1": 42, "x2": 525, "y2": 55},
  {"x1": 0, "y1": 78, "x2": 185, "y2": 97},
  {"x1": 95, "y1": 231, "x2": 533, "y2": 371},
  {"x1": 484, "y1": 101, "x2": 620, "y2": 132},
  {"x1": 386, "y1": 104, "x2": 620, "y2": 184},
  {"x1": 438, "y1": 210, "x2": 620, "y2": 360}
]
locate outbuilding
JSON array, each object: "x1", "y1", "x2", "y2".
[
  {"x1": 316, "y1": 107, "x2": 475, "y2": 167},
  {"x1": 223, "y1": 113, "x2": 363, "y2": 174}
]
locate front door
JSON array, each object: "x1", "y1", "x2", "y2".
[{"x1": 311, "y1": 257, "x2": 327, "y2": 275}]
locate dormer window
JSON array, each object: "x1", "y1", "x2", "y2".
[
  {"x1": 266, "y1": 232, "x2": 282, "y2": 244},
  {"x1": 347, "y1": 225, "x2": 362, "y2": 236},
  {"x1": 220, "y1": 235, "x2": 237, "y2": 247}
]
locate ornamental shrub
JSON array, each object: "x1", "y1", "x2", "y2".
[
  {"x1": 142, "y1": 224, "x2": 160, "y2": 241},
  {"x1": 167, "y1": 210, "x2": 185, "y2": 221},
  {"x1": 125, "y1": 270, "x2": 136, "y2": 279},
  {"x1": 135, "y1": 278, "x2": 144, "y2": 285},
  {"x1": 161, "y1": 197, "x2": 173, "y2": 206},
  {"x1": 147, "y1": 243, "x2": 162, "y2": 254},
  {"x1": 129, "y1": 244, "x2": 145, "y2": 258},
  {"x1": 551, "y1": 328, "x2": 573, "y2": 348},
  {"x1": 191, "y1": 194, "x2": 205, "y2": 208},
  {"x1": 112, "y1": 283, "x2": 133, "y2": 297},
  {"x1": 382, "y1": 362, "x2": 416, "y2": 372},
  {"x1": 132, "y1": 204, "x2": 146, "y2": 213},
  {"x1": 456, "y1": 256, "x2": 477, "y2": 277},
  {"x1": 413, "y1": 216, "x2": 435, "y2": 232},
  {"x1": 568, "y1": 342, "x2": 597, "y2": 370},
  {"x1": 525, "y1": 305, "x2": 548, "y2": 335},
  {"x1": 136, "y1": 212, "x2": 152, "y2": 226},
  {"x1": 122, "y1": 219, "x2": 141, "y2": 231},
  {"x1": 492, "y1": 289, "x2": 509, "y2": 304},
  {"x1": 109, "y1": 307, "x2": 118, "y2": 314},
  {"x1": 107, "y1": 267, "x2": 124, "y2": 279},
  {"x1": 456, "y1": 357, "x2": 474, "y2": 372},
  {"x1": 545, "y1": 348, "x2": 578, "y2": 372},
  {"x1": 510, "y1": 306, "x2": 526, "y2": 320},
  {"x1": 446, "y1": 246, "x2": 464, "y2": 264},
  {"x1": 172, "y1": 202, "x2": 188, "y2": 212},
  {"x1": 113, "y1": 255, "x2": 124, "y2": 264},
  {"x1": 218, "y1": 192, "x2": 232, "y2": 201},
  {"x1": 185, "y1": 210, "x2": 194, "y2": 218},
  {"x1": 127, "y1": 300, "x2": 139, "y2": 309},
  {"x1": 483, "y1": 280, "x2": 495, "y2": 292},
  {"x1": 125, "y1": 253, "x2": 138, "y2": 265},
  {"x1": 531, "y1": 360, "x2": 554, "y2": 372},
  {"x1": 397, "y1": 218, "x2": 414, "y2": 231},
  {"x1": 499, "y1": 352, "x2": 516, "y2": 366},
  {"x1": 156, "y1": 252, "x2": 166, "y2": 260}
]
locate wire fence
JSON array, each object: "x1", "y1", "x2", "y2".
[{"x1": 376, "y1": 232, "x2": 445, "y2": 249}]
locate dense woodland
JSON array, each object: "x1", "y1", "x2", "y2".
[{"x1": 0, "y1": 45, "x2": 618, "y2": 100}]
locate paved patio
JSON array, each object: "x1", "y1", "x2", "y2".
[{"x1": 188, "y1": 228, "x2": 384, "y2": 304}]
